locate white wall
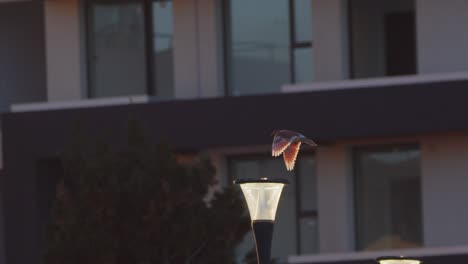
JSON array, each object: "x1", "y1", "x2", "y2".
[
  {"x1": 172, "y1": 0, "x2": 198, "y2": 98},
  {"x1": 311, "y1": 0, "x2": 349, "y2": 81},
  {"x1": 44, "y1": 0, "x2": 84, "y2": 101},
  {"x1": 197, "y1": 0, "x2": 224, "y2": 97},
  {"x1": 421, "y1": 134, "x2": 468, "y2": 247},
  {"x1": 316, "y1": 144, "x2": 355, "y2": 252},
  {"x1": 173, "y1": 0, "x2": 223, "y2": 99},
  {"x1": 417, "y1": 0, "x2": 468, "y2": 74}
]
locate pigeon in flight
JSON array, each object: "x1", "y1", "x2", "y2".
[{"x1": 271, "y1": 130, "x2": 317, "y2": 171}]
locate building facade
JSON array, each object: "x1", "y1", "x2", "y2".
[{"x1": 2, "y1": 0, "x2": 468, "y2": 263}]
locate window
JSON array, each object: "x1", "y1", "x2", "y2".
[
  {"x1": 229, "y1": 154, "x2": 318, "y2": 263},
  {"x1": 349, "y1": 0, "x2": 416, "y2": 78},
  {"x1": 353, "y1": 144, "x2": 422, "y2": 251},
  {"x1": 292, "y1": 0, "x2": 313, "y2": 83},
  {"x1": 87, "y1": 0, "x2": 174, "y2": 98},
  {"x1": 224, "y1": 0, "x2": 313, "y2": 96}
]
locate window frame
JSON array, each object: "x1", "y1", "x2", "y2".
[{"x1": 227, "y1": 150, "x2": 318, "y2": 255}]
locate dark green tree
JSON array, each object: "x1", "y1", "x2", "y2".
[{"x1": 44, "y1": 122, "x2": 250, "y2": 264}]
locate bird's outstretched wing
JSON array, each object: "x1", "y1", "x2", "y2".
[
  {"x1": 283, "y1": 142, "x2": 301, "y2": 171},
  {"x1": 272, "y1": 135, "x2": 294, "y2": 157}
]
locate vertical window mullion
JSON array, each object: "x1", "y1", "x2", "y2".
[
  {"x1": 289, "y1": 0, "x2": 296, "y2": 84},
  {"x1": 144, "y1": 0, "x2": 155, "y2": 95},
  {"x1": 222, "y1": 0, "x2": 232, "y2": 96},
  {"x1": 85, "y1": 0, "x2": 94, "y2": 98}
]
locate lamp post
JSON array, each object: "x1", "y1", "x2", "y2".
[
  {"x1": 376, "y1": 256, "x2": 422, "y2": 264},
  {"x1": 234, "y1": 177, "x2": 289, "y2": 264}
]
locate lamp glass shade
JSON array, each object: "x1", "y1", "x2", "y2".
[
  {"x1": 239, "y1": 182, "x2": 286, "y2": 221},
  {"x1": 377, "y1": 257, "x2": 422, "y2": 264}
]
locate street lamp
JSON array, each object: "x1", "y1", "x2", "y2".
[
  {"x1": 377, "y1": 256, "x2": 422, "y2": 264},
  {"x1": 234, "y1": 177, "x2": 289, "y2": 264}
]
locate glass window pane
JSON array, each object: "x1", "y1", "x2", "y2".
[
  {"x1": 354, "y1": 145, "x2": 422, "y2": 251},
  {"x1": 227, "y1": 0, "x2": 290, "y2": 96},
  {"x1": 294, "y1": 0, "x2": 313, "y2": 43},
  {"x1": 299, "y1": 217, "x2": 319, "y2": 254},
  {"x1": 298, "y1": 156, "x2": 317, "y2": 211},
  {"x1": 349, "y1": 0, "x2": 416, "y2": 78},
  {"x1": 294, "y1": 47, "x2": 314, "y2": 83},
  {"x1": 153, "y1": 0, "x2": 174, "y2": 98},
  {"x1": 231, "y1": 158, "x2": 296, "y2": 263},
  {"x1": 88, "y1": 1, "x2": 147, "y2": 97}
]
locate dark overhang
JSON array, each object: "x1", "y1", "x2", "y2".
[{"x1": 3, "y1": 79, "x2": 468, "y2": 155}]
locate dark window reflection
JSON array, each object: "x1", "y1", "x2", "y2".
[
  {"x1": 88, "y1": 1, "x2": 147, "y2": 97},
  {"x1": 225, "y1": 0, "x2": 314, "y2": 95},
  {"x1": 354, "y1": 145, "x2": 423, "y2": 250},
  {"x1": 88, "y1": 0, "x2": 174, "y2": 98}
]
